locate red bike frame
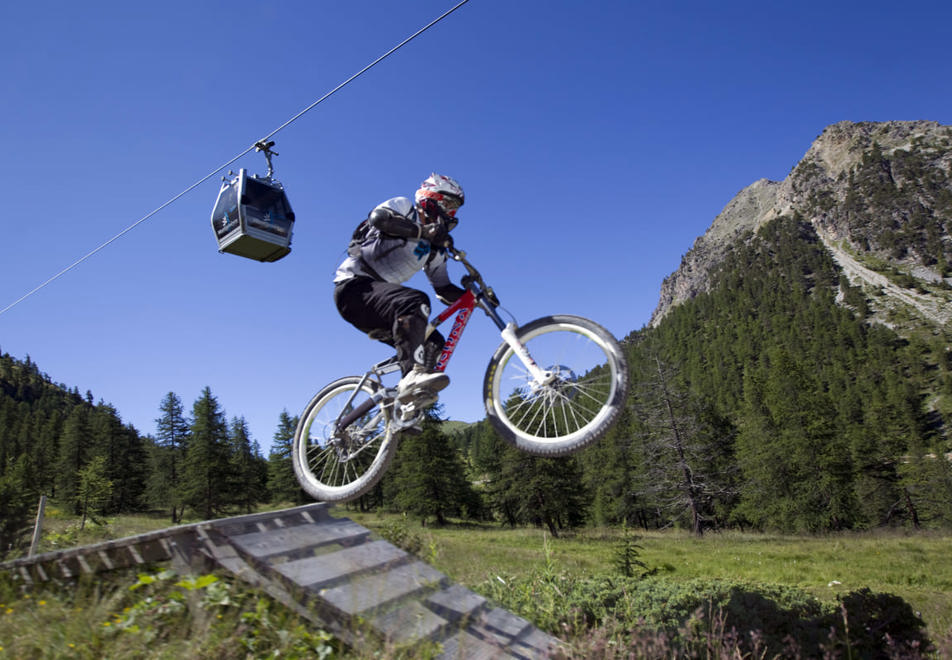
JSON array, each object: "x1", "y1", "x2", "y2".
[{"x1": 428, "y1": 289, "x2": 477, "y2": 372}]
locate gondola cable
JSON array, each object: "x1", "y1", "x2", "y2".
[{"x1": 0, "y1": 0, "x2": 471, "y2": 318}]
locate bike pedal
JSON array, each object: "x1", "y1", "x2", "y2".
[
  {"x1": 396, "y1": 385, "x2": 424, "y2": 404},
  {"x1": 393, "y1": 408, "x2": 423, "y2": 433},
  {"x1": 414, "y1": 390, "x2": 438, "y2": 408},
  {"x1": 398, "y1": 387, "x2": 435, "y2": 405}
]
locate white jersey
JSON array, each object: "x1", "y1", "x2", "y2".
[{"x1": 334, "y1": 196, "x2": 455, "y2": 290}]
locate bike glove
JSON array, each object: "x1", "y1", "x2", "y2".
[{"x1": 422, "y1": 220, "x2": 451, "y2": 247}]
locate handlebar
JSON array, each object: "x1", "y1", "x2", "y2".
[{"x1": 447, "y1": 246, "x2": 500, "y2": 308}]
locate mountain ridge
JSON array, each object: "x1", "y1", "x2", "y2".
[{"x1": 651, "y1": 120, "x2": 952, "y2": 329}]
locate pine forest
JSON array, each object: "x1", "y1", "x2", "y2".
[{"x1": 2, "y1": 121, "x2": 952, "y2": 556}]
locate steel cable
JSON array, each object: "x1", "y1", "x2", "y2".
[{"x1": 0, "y1": 0, "x2": 471, "y2": 317}]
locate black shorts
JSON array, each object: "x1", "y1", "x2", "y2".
[
  {"x1": 333, "y1": 277, "x2": 445, "y2": 362},
  {"x1": 334, "y1": 277, "x2": 429, "y2": 339}
]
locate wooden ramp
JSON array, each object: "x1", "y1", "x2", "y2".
[{"x1": 0, "y1": 503, "x2": 560, "y2": 659}]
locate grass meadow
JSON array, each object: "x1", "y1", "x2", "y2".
[
  {"x1": 0, "y1": 506, "x2": 950, "y2": 657},
  {"x1": 345, "y1": 511, "x2": 952, "y2": 637}
]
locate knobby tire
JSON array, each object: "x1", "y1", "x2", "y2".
[
  {"x1": 483, "y1": 315, "x2": 628, "y2": 455},
  {"x1": 292, "y1": 376, "x2": 396, "y2": 502}
]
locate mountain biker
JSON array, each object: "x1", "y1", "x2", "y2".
[{"x1": 333, "y1": 173, "x2": 466, "y2": 407}]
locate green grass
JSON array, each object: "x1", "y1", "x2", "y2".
[
  {"x1": 343, "y1": 509, "x2": 952, "y2": 639},
  {"x1": 3, "y1": 508, "x2": 952, "y2": 657},
  {"x1": 0, "y1": 569, "x2": 342, "y2": 659}
]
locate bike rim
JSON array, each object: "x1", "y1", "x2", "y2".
[
  {"x1": 297, "y1": 381, "x2": 391, "y2": 497},
  {"x1": 492, "y1": 321, "x2": 620, "y2": 445}
]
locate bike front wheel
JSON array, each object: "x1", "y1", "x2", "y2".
[
  {"x1": 293, "y1": 376, "x2": 396, "y2": 502},
  {"x1": 483, "y1": 315, "x2": 628, "y2": 456}
]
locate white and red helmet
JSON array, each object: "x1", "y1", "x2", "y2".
[{"x1": 415, "y1": 173, "x2": 464, "y2": 223}]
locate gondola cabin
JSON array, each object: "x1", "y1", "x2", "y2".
[{"x1": 210, "y1": 168, "x2": 295, "y2": 262}]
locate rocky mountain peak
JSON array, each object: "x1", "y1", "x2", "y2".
[{"x1": 650, "y1": 120, "x2": 952, "y2": 329}]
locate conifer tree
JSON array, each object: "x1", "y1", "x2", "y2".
[
  {"x1": 0, "y1": 457, "x2": 34, "y2": 555},
  {"x1": 32, "y1": 411, "x2": 63, "y2": 498},
  {"x1": 150, "y1": 392, "x2": 190, "y2": 522},
  {"x1": 578, "y1": 405, "x2": 641, "y2": 527},
  {"x1": 622, "y1": 349, "x2": 740, "y2": 535},
  {"x1": 384, "y1": 406, "x2": 481, "y2": 525},
  {"x1": 0, "y1": 398, "x2": 14, "y2": 476},
  {"x1": 899, "y1": 436, "x2": 952, "y2": 528},
  {"x1": 90, "y1": 403, "x2": 146, "y2": 513},
  {"x1": 267, "y1": 410, "x2": 306, "y2": 505},
  {"x1": 56, "y1": 405, "x2": 92, "y2": 514},
  {"x1": 182, "y1": 387, "x2": 232, "y2": 519},
  {"x1": 736, "y1": 347, "x2": 858, "y2": 531},
  {"x1": 486, "y1": 444, "x2": 587, "y2": 537},
  {"x1": 227, "y1": 416, "x2": 264, "y2": 513},
  {"x1": 77, "y1": 455, "x2": 113, "y2": 529}
]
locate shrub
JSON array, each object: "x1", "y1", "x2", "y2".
[
  {"x1": 822, "y1": 588, "x2": 931, "y2": 658},
  {"x1": 376, "y1": 517, "x2": 438, "y2": 563},
  {"x1": 478, "y1": 572, "x2": 934, "y2": 658}
]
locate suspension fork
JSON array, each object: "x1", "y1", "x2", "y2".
[{"x1": 477, "y1": 295, "x2": 551, "y2": 385}]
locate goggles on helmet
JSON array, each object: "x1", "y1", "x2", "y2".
[{"x1": 441, "y1": 195, "x2": 462, "y2": 216}]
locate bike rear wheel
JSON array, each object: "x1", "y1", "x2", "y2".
[
  {"x1": 293, "y1": 376, "x2": 396, "y2": 502},
  {"x1": 483, "y1": 315, "x2": 628, "y2": 456}
]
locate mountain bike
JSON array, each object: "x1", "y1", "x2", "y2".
[{"x1": 292, "y1": 247, "x2": 629, "y2": 502}]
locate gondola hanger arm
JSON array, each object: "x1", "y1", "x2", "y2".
[{"x1": 254, "y1": 140, "x2": 279, "y2": 179}]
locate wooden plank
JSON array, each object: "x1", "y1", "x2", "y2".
[
  {"x1": 273, "y1": 540, "x2": 406, "y2": 589},
  {"x1": 208, "y1": 511, "x2": 561, "y2": 658},
  {"x1": 462, "y1": 607, "x2": 562, "y2": 658},
  {"x1": 300, "y1": 508, "x2": 328, "y2": 525},
  {"x1": 319, "y1": 560, "x2": 446, "y2": 616},
  {"x1": 228, "y1": 519, "x2": 369, "y2": 561},
  {"x1": 436, "y1": 630, "x2": 513, "y2": 660},
  {"x1": 77, "y1": 554, "x2": 94, "y2": 574},
  {"x1": 205, "y1": 503, "x2": 331, "y2": 536},
  {"x1": 127, "y1": 545, "x2": 145, "y2": 565},
  {"x1": 96, "y1": 549, "x2": 115, "y2": 570},
  {"x1": 508, "y1": 626, "x2": 562, "y2": 659},
  {"x1": 133, "y1": 538, "x2": 171, "y2": 564},
  {"x1": 0, "y1": 503, "x2": 562, "y2": 659},
  {"x1": 368, "y1": 599, "x2": 448, "y2": 644},
  {"x1": 480, "y1": 607, "x2": 532, "y2": 639},
  {"x1": 1, "y1": 529, "x2": 176, "y2": 575},
  {"x1": 0, "y1": 504, "x2": 329, "y2": 576},
  {"x1": 426, "y1": 584, "x2": 488, "y2": 624}
]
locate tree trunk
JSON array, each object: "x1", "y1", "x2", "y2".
[
  {"x1": 903, "y1": 488, "x2": 921, "y2": 530},
  {"x1": 656, "y1": 358, "x2": 704, "y2": 536}
]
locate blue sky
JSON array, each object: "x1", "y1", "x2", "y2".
[{"x1": 1, "y1": 0, "x2": 950, "y2": 451}]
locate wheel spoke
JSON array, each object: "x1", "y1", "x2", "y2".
[
  {"x1": 293, "y1": 379, "x2": 394, "y2": 501},
  {"x1": 502, "y1": 370, "x2": 608, "y2": 438},
  {"x1": 488, "y1": 317, "x2": 627, "y2": 452}
]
